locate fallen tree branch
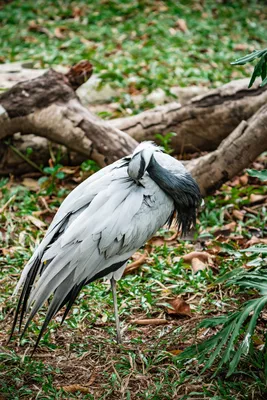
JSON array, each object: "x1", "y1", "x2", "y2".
[
  {"x1": 0, "y1": 66, "x2": 137, "y2": 169},
  {"x1": 110, "y1": 79, "x2": 267, "y2": 152},
  {"x1": 188, "y1": 104, "x2": 267, "y2": 196},
  {"x1": 0, "y1": 65, "x2": 266, "y2": 199}
]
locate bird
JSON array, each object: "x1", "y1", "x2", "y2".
[{"x1": 10, "y1": 141, "x2": 201, "y2": 349}]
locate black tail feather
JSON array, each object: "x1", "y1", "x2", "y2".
[
  {"x1": 31, "y1": 296, "x2": 62, "y2": 355},
  {"x1": 60, "y1": 279, "x2": 87, "y2": 325},
  {"x1": 12, "y1": 254, "x2": 128, "y2": 352},
  {"x1": 9, "y1": 257, "x2": 40, "y2": 342}
]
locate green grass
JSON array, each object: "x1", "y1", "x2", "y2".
[
  {"x1": 0, "y1": 0, "x2": 266, "y2": 99},
  {"x1": 0, "y1": 160, "x2": 266, "y2": 399}
]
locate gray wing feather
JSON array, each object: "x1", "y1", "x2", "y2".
[{"x1": 14, "y1": 160, "x2": 174, "y2": 340}]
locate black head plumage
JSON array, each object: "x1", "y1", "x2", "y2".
[{"x1": 147, "y1": 155, "x2": 201, "y2": 236}]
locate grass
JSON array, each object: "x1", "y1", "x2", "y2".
[
  {"x1": 0, "y1": 0, "x2": 267, "y2": 103},
  {"x1": 0, "y1": 154, "x2": 266, "y2": 399}
]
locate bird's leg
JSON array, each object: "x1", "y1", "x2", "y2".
[{"x1": 110, "y1": 277, "x2": 122, "y2": 344}]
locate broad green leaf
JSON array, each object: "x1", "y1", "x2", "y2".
[
  {"x1": 248, "y1": 56, "x2": 266, "y2": 88},
  {"x1": 260, "y1": 75, "x2": 267, "y2": 87},
  {"x1": 202, "y1": 323, "x2": 235, "y2": 373},
  {"x1": 247, "y1": 169, "x2": 267, "y2": 181},
  {"x1": 43, "y1": 167, "x2": 55, "y2": 175},
  {"x1": 227, "y1": 296, "x2": 267, "y2": 376},
  {"x1": 240, "y1": 246, "x2": 267, "y2": 254},
  {"x1": 231, "y1": 49, "x2": 267, "y2": 65},
  {"x1": 55, "y1": 171, "x2": 65, "y2": 180}
]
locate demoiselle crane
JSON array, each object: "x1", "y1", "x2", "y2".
[{"x1": 10, "y1": 142, "x2": 201, "y2": 348}]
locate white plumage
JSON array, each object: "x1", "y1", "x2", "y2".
[{"x1": 10, "y1": 141, "x2": 201, "y2": 347}]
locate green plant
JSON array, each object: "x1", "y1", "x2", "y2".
[
  {"x1": 179, "y1": 246, "x2": 267, "y2": 377},
  {"x1": 154, "y1": 132, "x2": 177, "y2": 154},
  {"x1": 80, "y1": 159, "x2": 100, "y2": 173},
  {"x1": 38, "y1": 164, "x2": 66, "y2": 194},
  {"x1": 247, "y1": 169, "x2": 267, "y2": 181},
  {"x1": 232, "y1": 48, "x2": 267, "y2": 87}
]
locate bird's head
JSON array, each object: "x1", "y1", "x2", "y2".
[
  {"x1": 127, "y1": 141, "x2": 160, "y2": 182},
  {"x1": 147, "y1": 152, "x2": 202, "y2": 236},
  {"x1": 127, "y1": 142, "x2": 202, "y2": 236}
]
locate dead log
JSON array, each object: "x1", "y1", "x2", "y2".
[
  {"x1": 1, "y1": 67, "x2": 266, "y2": 171},
  {"x1": 188, "y1": 104, "x2": 267, "y2": 196},
  {"x1": 0, "y1": 65, "x2": 137, "y2": 170},
  {"x1": 0, "y1": 64, "x2": 266, "y2": 197},
  {"x1": 110, "y1": 79, "x2": 267, "y2": 152},
  {"x1": 2, "y1": 106, "x2": 267, "y2": 199}
]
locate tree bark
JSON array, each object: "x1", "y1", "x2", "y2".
[
  {"x1": 0, "y1": 68, "x2": 137, "y2": 170},
  {"x1": 188, "y1": 104, "x2": 267, "y2": 196},
  {"x1": 110, "y1": 79, "x2": 267, "y2": 153}
]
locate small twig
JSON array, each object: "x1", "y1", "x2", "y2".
[
  {"x1": 153, "y1": 315, "x2": 207, "y2": 346},
  {"x1": 130, "y1": 318, "x2": 169, "y2": 326},
  {"x1": 48, "y1": 142, "x2": 56, "y2": 164},
  {"x1": 6, "y1": 142, "x2": 44, "y2": 173},
  {"x1": 0, "y1": 194, "x2": 16, "y2": 213},
  {"x1": 243, "y1": 206, "x2": 259, "y2": 216}
]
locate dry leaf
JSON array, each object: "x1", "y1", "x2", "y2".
[
  {"x1": 149, "y1": 236, "x2": 165, "y2": 246},
  {"x1": 130, "y1": 318, "x2": 168, "y2": 325},
  {"x1": 249, "y1": 194, "x2": 267, "y2": 204},
  {"x1": 213, "y1": 221, "x2": 236, "y2": 237},
  {"x1": 224, "y1": 221, "x2": 237, "y2": 231},
  {"x1": 28, "y1": 21, "x2": 52, "y2": 37},
  {"x1": 24, "y1": 36, "x2": 38, "y2": 44},
  {"x1": 176, "y1": 18, "x2": 188, "y2": 32},
  {"x1": 234, "y1": 43, "x2": 249, "y2": 51},
  {"x1": 22, "y1": 178, "x2": 39, "y2": 191},
  {"x1": 239, "y1": 174, "x2": 248, "y2": 185},
  {"x1": 123, "y1": 252, "x2": 147, "y2": 275},
  {"x1": 149, "y1": 234, "x2": 177, "y2": 247},
  {"x1": 246, "y1": 236, "x2": 267, "y2": 247},
  {"x1": 72, "y1": 6, "x2": 84, "y2": 18},
  {"x1": 88, "y1": 371, "x2": 97, "y2": 386},
  {"x1": 26, "y1": 215, "x2": 46, "y2": 229},
  {"x1": 168, "y1": 349, "x2": 183, "y2": 355},
  {"x1": 158, "y1": 5, "x2": 168, "y2": 11},
  {"x1": 182, "y1": 251, "x2": 213, "y2": 264},
  {"x1": 60, "y1": 166, "x2": 77, "y2": 174},
  {"x1": 165, "y1": 231, "x2": 179, "y2": 242},
  {"x1": 166, "y1": 297, "x2": 191, "y2": 317},
  {"x1": 169, "y1": 27, "x2": 177, "y2": 36},
  {"x1": 1, "y1": 247, "x2": 16, "y2": 257},
  {"x1": 59, "y1": 384, "x2": 91, "y2": 394},
  {"x1": 224, "y1": 209, "x2": 232, "y2": 220},
  {"x1": 230, "y1": 177, "x2": 241, "y2": 187},
  {"x1": 232, "y1": 209, "x2": 244, "y2": 221},
  {"x1": 54, "y1": 26, "x2": 68, "y2": 39},
  {"x1": 191, "y1": 257, "x2": 207, "y2": 273},
  {"x1": 207, "y1": 244, "x2": 222, "y2": 255},
  {"x1": 252, "y1": 336, "x2": 265, "y2": 346},
  {"x1": 80, "y1": 37, "x2": 98, "y2": 49}
]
